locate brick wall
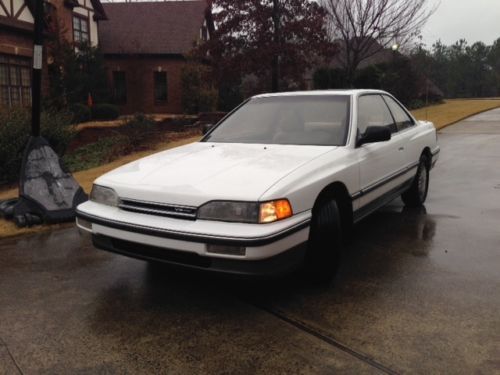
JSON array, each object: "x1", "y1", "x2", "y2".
[{"x1": 104, "y1": 55, "x2": 186, "y2": 114}]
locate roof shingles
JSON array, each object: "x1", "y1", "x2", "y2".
[{"x1": 99, "y1": 1, "x2": 207, "y2": 55}]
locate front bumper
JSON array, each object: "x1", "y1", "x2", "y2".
[
  {"x1": 91, "y1": 234, "x2": 307, "y2": 277},
  {"x1": 76, "y1": 201, "x2": 310, "y2": 276}
]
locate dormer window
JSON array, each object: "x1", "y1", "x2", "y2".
[{"x1": 73, "y1": 14, "x2": 89, "y2": 43}]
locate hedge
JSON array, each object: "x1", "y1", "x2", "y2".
[
  {"x1": 69, "y1": 103, "x2": 91, "y2": 124},
  {"x1": 0, "y1": 108, "x2": 75, "y2": 185},
  {"x1": 91, "y1": 103, "x2": 120, "y2": 121}
]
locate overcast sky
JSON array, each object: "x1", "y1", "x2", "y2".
[{"x1": 420, "y1": 0, "x2": 500, "y2": 47}]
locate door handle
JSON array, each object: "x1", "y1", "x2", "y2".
[{"x1": 398, "y1": 147, "x2": 405, "y2": 151}]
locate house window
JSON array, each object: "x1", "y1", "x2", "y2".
[
  {"x1": 73, "y1": 15, "x2": 89, "y2": 43},
  {"x1": 0, "y1": 54, "x2": 31, "y2": 108},
  {"x1": 112, "y1": 71, "x2": 127, "y2": 104},
  {"x1": 154, "y1": 71, "x2": 168, "y2": 103}
]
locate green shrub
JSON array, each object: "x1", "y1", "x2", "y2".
[
  {"x1": 313, "y1": 68, "x2": 348, "y2": 89},
  {"x1": 198, "y1": 88, "x2": 219, "y2": 113},
  {"x1": 63, "y1": 113, "x2": 158, "y2": 172},
  {"x1": 218, "y1": 78, "x2": 243, "y2": 112},
  {"x1": 63, "y1": 135, "x2": 128, "y2": 172},
  {"x1": 354, "y1": 65, "x2": 382, "y2": 89},
  {"x1": 167, "y1": 116, "x2": 196, "y2": 127},
  {"x1": 181, "y1": 63, "x2": 218, "y2": 114},
  {"x1": 408, "y1": 99, "x2": 426, "y2": 110},
  {"x1": 0, "y1": 110, "x2": 29, "y2": 185},
  {"x1": 69, "y1": 103, "x2": 91, "y2": 124},
  {"x1": 91, "y1": 103, "x2": 120, "y2": 121},
  {"x1": 0, "y1": 108, "x2": 75, "y2": 185},
  {"x1": 120, "y1": 113, "x2": 157, "y2": 148}
]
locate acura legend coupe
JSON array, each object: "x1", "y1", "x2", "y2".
[{"x1": 76, "y1": 90, "x2": 440, "y2": 281}]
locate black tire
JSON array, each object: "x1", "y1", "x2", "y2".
[
  {"x1": 402, "y1": 155, "x2": 430, "y2": 207},
  {"x1": 303, "y1": 199, "x2": 342, "y2": 284}
]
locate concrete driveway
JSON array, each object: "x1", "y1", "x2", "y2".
[{"x1": 1, "y1": 109, "x2": 500, "y2": 374}]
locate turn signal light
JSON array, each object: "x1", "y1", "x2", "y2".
[{"x1": 259, "y1": 199, "x2": 293, "y2": 223}]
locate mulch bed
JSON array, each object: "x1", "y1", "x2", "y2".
[{"x1": 68, "y1": 117, "x2": 200, "y2": 152}]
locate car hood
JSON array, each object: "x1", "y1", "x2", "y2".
[{"x1": 96, "y1": 142, "x2": 335, "y2": 206}]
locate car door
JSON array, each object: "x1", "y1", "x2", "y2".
[
  {"x1": 355, "y1": 94, "x2": 407, "y2": 211},
  {"x1": 382, "y1": 94, "x2": 420, "y2": 168}
]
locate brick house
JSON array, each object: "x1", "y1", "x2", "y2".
[
  {"x1": 99, "y1": 1, "x2": 212, "y2": 114},
  {"x1": 0, "y1": 0, "x2": 106, "y2": 108}
]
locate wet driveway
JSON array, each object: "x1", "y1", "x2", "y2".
[{"x1": 1, "y1": 110, "x2": 500, "y2": 374}]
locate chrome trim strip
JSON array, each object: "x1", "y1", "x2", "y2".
[
  {"x1": 118, "y1": 198, "x2": 197, "y2": 220},
  {"x1": 119, "y1": 204, "x2": 197, "y2": 219},
  {"x1": 351, "y1": 191, "x2": 363, "y2": 200},
  {"x1": 120, "y1": 198, "x2": 197, "y2": 210},
  {"x1": 351, "y1": 161, "x2": 419, "y2": 200},
  {"x1": 353, "y1": 178, "x2": 413, "y2": 223}
]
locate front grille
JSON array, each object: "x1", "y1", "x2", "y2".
[{"x1": 119, "y1": 199, "x2": 197, "y2": 220}]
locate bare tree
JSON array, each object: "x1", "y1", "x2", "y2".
[{"x1": 322, "y1": 0, "x2": 439, "y2": 84}]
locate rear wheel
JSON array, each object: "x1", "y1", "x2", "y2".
[
  {"x1": 303, "y1": 199, "x2": 342, "y2": 284},
  {"x1": 402, "y1": 155, "x2": 430, "y2": 207}
]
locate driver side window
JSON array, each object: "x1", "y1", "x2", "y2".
[{"x1": 357, "y1": 95, "x2": 397, "y2": 136}]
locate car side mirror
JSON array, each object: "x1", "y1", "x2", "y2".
[
  {"x1": 202, "y1": 123, "x2": 214, "y2": 135},
  {"x1": 357, "y1": 126, "x2": 391, "y2": 147}
]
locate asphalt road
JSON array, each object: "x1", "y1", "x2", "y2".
[{"x1": 1, "y1": 109, "x2": 500, "y2": 374}]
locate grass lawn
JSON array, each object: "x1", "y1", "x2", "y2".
[
  {"x1": 411, "y1": 99, "x2": 500, "y2": 129},
  {"x1": 2, "y1": 98, "x2": 500, "y2": 239}
]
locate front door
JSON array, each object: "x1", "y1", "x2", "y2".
[{"x1": 355, "y1": 94, "x2": 407, "y2": 211}]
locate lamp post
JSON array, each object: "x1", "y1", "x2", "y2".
[
  {"x1": 31, "y1": 0, "x2": 43, "y2": 137},
  {"x1": 0, "y1": 0, "x2": 87, "y2": 227},
  {"x1": 391, "y1": 43, "x2": 399, "y2": 63},
  {"x1": 271, "y1": 0, "x2": 280, "y2": 92}
]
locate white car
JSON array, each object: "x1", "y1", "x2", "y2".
[{"x1": 76, "y1": 90, "x2": 440, "y2": 281}]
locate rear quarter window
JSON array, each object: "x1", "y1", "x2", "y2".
[{"x1": 383, "y1": 95, "x2": 415, "y2": 131}]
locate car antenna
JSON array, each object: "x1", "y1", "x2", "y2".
[{"x1": 425, "y1": 78, "x2": 429, "y2": 121}]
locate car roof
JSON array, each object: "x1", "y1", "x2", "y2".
[{"x1": 252, "y1": 89, "x2": 388, "y2": 99}]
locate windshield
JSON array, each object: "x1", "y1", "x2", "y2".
[{"x1": 203, "y1": 95, "x2": 351, "y2": 146}]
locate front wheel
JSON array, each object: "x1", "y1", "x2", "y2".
[
  {"x1": 303, "y1": 199, "x2": 342, "y2": 284},
  {"x1": 402, "y1": 155, "x2": 430, "y2": 207}
]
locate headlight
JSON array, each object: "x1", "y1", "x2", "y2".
[
  {"x1": 197, "y1": 199, "x2": 292, "y2": 224},
  {"x1": 197, "y1": 201, "x2": 260, "y2": 223},
  {"x1": 90, "y1": 185, "x2": 120, "y2": 207}
]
